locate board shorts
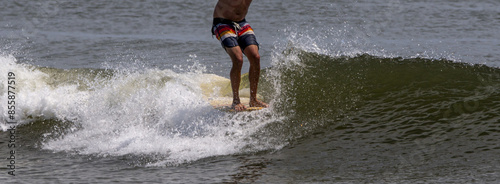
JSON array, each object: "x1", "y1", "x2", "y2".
[{"x1": 212, "y1": 18, "x2": 259, "y2": 52}]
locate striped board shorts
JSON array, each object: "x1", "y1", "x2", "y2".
[{"x1": 212, "y1": 18, "x2": 259, "y2": 51}]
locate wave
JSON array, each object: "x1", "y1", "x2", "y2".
[
  {"x1": 1, "y1": 49, "x2": 499, "y2": 166},
  {"x1": 266, "y1": 50, "x2": 500, "y2": 143},
  {"x1": 0, "y1": 55, "x2": 275, "y2": 166}
]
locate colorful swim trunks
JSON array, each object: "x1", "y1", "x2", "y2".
[{"x1": 212, "y1": 18, "x2": 259, "y2": 51}]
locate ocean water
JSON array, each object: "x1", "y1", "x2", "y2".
[{"x1": 1, "y1": 0, "x2": 500, "y2": 183}]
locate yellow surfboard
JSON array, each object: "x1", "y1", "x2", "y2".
[
  {"x1": 215, "y1": 106, "x2": 265, "y2": 112},
  {"x1": 209, "y1": 97, "x2": 266, "y2": 112},
  {"x1": 197, "y1": 73, "x2": 267, "y2": 112}
]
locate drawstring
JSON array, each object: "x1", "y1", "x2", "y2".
[
  {"x1": 233, "y1": 22, "x2": 242, "y2": 33},
  {"x1": 212, "y1": 18, "x2": 244, "y2": 38}
]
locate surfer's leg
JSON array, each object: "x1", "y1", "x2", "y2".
[
  {"x1": 235, "y1": 22, "x2": 267, "y2": 108},
  {"x1": 225, "y1": 46, "x2": 247, "y2": 111},
  {"x1": 244, "y1": 45, "x2": 260, "y2": 99},
  {"x1": 213, "y1": 22, "x2": 247, "y2": 111},
  {"x1": 244, "y1": 45, "x2": 269, "y2": 108}
]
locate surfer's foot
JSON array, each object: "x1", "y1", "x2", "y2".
[
  {"x1": 232, "y1": 102, "x2": 247, "y2": 111},
  {"x1": 249, "y1": 100, "x2": 269, "y2": 108}
]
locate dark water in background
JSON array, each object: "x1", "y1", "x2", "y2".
[{"x1": 1, "y1": 0, "x2": 500, "y2": 183}]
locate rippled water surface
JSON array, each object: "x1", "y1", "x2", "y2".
[{"x1": 1, "y1": 0, "x2": 499, "y2": 183}]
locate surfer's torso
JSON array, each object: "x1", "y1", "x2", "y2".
[{"x1": 213, "y1": 0, "x2": 252, "y2": 21}]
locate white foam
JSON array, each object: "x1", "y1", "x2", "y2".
[
  {"x1": 0, "y1": 55, "x2": 283, "y2": 165},
  {"x1": 1, "y1": 55, "x2": 80, "y2": 130}
]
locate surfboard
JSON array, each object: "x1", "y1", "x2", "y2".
[
  {"x1": 215, "y1": 106, "x2": 265, "y2": 112},
  {"x1": 198, "y1": 73, "x2": 267, "y2": 112},
  {"x1": 209, "y1": 97, "x2": 266, "y2": 112}
]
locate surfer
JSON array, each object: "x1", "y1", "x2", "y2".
[{"x1": 212, "y1": 0, "x2": 268, "y2": 111}]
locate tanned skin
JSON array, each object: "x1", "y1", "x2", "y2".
[{"x1": 214, "y1": 0, "x2": 268, "y2": 111}]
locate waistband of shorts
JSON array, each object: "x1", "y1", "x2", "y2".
[{"x1": 213, "y1": 18, "x2": 246, "y2": 26}]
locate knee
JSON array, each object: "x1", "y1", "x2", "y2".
[
  {"x1": 248, "y1": 53, "x2": 260, "y2": 65},
  {"x1": 251, "y1": 53, "x2": 260, "y2": 61},
  {"x1": 232, "y1": 55, "x2": 244, "y2": 67}
]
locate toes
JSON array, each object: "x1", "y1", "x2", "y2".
[
  {"x1": 232, "y1": 103, "x2": 246, "y2": 111},
  {"x1": 250, "y1": 100, "x2": 268, "y2": 108}
]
